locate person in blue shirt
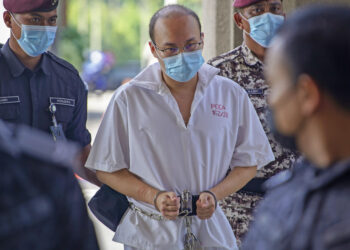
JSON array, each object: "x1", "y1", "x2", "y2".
[
  {"x1": 0, "y1": 0, "x2": 100, "y2": 185},
  {"x1": 0, "y1": 119, "x2": 99, "y2": 250}
]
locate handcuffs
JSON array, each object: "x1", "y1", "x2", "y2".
[{"x1": 154, "y1": 190, "x2": 217, "y2": 250}]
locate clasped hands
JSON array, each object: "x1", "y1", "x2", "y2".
[{"x1": 154, "y1": 191, "x2": 217, "y2": 220}]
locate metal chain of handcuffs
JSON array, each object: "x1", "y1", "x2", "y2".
[{"x1": 129, "y1": 190, "x2": 202, "y2": 250}]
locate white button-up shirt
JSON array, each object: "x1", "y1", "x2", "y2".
[{"x1": 86, "y1": 63, "x2": 274, "y2": 250}]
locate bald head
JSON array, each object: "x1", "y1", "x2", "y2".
[{"x1": 149, "y1": 4, "x2": 201, "y2": 43}]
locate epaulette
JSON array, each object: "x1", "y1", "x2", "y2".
[
  {"x1": 46, "y1": 51, "x2": 79, "y2": 75},
  {"x1": 0, "y1": 120, "x2": 80, "y2": 169}
]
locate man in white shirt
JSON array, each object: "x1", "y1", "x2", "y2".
[{"x1": 86, "y1": 4, "x2": 274, "y2": 250}]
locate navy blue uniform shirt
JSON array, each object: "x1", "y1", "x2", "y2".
[{"x1": 0, "y1": 40, "x2": 91, "y2": 146}]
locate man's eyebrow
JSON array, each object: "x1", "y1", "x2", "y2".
[
  {"x1": 162, "y1": 42, "x2": 177, "y2": 47},
  {"x1": 185, "y1": 37, "x2": 196, "y2": 43},
  {"x1": 28, "y1": 13, "x2": 58, "y2": 19},
  {"x1": 249, "y1": 2, "x2": 266, "y2": 8},
  {"x1": 162, "y1": 37, "x2": 197, "y2": 47},
  {"x1": 28, "y1": 13, "x2": 44, "y2": 17},
  {"x1": 269, "y1": 2, "x2": 282, "y2": 6}
]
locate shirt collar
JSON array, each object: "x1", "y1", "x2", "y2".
[
  {"x1": 241, "y1": 42, "x2": 263, "y2": 67},
  {"x1": 131, "y1": 62, "x2": 219, "y2": 94},
  {"x1": 40, "y1": 54, "x2": 51, "y2": 76},
  {"x1": 1, "y1": 40, "x2": 51, "y2": 77}
]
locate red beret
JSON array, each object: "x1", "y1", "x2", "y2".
[
  {"x1": 3, "y1": 0, "x2": 59, "y2": 13},
  {"x1": 233, "y1": 0, "x2": 264, "y2": 8}
]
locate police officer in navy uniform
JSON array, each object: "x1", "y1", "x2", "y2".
[
  {"x1": 0, "y1": 119, "x2": 99, "y2": 250},
  {"x1": 0, "y1": 0, "x2": 100, "y2": 185}
]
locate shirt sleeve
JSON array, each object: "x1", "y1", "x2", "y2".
[
  {"x1": 230, "y1": 91, "x2": 275, "y2": 170},
  {"x1": 85, "y1": 91, "x2": 129, "y2": 173},
  {"x1": 65, "y1": 75, "x2": 91, "y2": 147}
]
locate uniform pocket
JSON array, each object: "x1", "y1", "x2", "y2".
[
  {"x1": 0, "y1": 103, "x2": 20, "y2": 121},
  {"x1": 54, "y1": 105, "x2": 74, "y2": 130}
]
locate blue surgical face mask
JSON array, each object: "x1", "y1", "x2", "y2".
[
  {"x1": 11, "y1": 14, "x2": 57, "y2": 57},
  {"x1": 241, "y1": 12, "x2": 284, "y2": 48},
  {"x1": 160, "y1": 50, "x2": 205, "y2": 83}
]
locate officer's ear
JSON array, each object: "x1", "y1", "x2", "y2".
[
  {"x1": 234, "y1": 12, "x2": 244, "y2": 30},
  {"x1": 3, "y1": 11, "x2": 12, "y2": 28}
]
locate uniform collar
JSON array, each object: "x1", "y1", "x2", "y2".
[
  {"x1": 130, "y1": 62, "x2": 220, "y2": 95},
  {"x1": 40, "y1": 54, "x2": 51, "y2": 76},
  {"x1": 241, "y1": 42, "x2": 263, "y2": 67},
  {"x1": 1, "y1": 40, "x2": 51, "y2": 77}
]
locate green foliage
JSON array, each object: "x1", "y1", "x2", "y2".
[
  {"x1": 58, "y1": 0, "x2": 202, "y2": 69},
  {"x1": 57, "y1": 26, "x2": 88, "y2": 71},
  {"x1": 102, "y1": 0, "x2": 141, "y2": 64}
]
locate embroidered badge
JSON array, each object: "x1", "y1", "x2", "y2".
[
  {"x1": 50, "y1": 97, "x2": 75, "y2": 107},
  {"x1": 246, "y1": 88, "x2": 264, "y2": 96},
  {"x1": 0, "y1": 96, "x2": 20, "y2": 104}
]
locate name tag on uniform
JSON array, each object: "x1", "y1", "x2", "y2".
[
  {"x1": 246, "y1": 89, "x2": 264, "y2": 96},
  {"x1": 50, "y1": 97, "x2": 75, "y2": 107},
  {"x1": 0, "y1": 96, "x2": 20, "y2": 104}
]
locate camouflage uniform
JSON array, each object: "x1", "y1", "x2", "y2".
[{"x1": 208, "y1": 43, "x2": 297, "y2": 246}]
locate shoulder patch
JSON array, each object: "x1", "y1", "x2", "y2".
[{"x1": 46, "y1": 51, "x2": 79, "y2": 75}]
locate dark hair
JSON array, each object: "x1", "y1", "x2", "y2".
[
  {"x1": 276, "y1": 5, "x2": 350, "y2": 110},
  {"x1": 149, "y1": 4, "x2": 202, "y2": 43}
]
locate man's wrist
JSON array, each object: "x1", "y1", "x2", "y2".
[
  {"x1": 153, "y1": 190, "x2": 167, "y2": 211},
  {"x1": 200, "y1": 190, "x2": 217, "y2": 209}
]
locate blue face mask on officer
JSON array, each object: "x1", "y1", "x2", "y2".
[
  {"x1": 10, "y1": 13, "x2": 57, "y2": 57},
  {"x1": 241, "y1": 12, "x2": 284, "y2": 48}
]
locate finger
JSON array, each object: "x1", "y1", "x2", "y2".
[
  {"x1": 197, "y1": 206, "x2": 215, "y2": 216},
  {"x1": 168, "y1": 192, "x2": 178, "y2": 200},
  {"x1": 162, "y1": 210, "x2": 179, "y2": 220},
  {"x1": 164, "y1": 205, "x2": 179, "y2": 212},
  {"x1": 197, "y1": 210, "x2": 215, "y2": 220},
  {"x1": 165, "y1": 199, "x2": 178, "y2": 206}
]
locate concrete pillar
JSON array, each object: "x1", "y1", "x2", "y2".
[{"x1": 202, "y1": 0, "x2": 234, "y2": 61}]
